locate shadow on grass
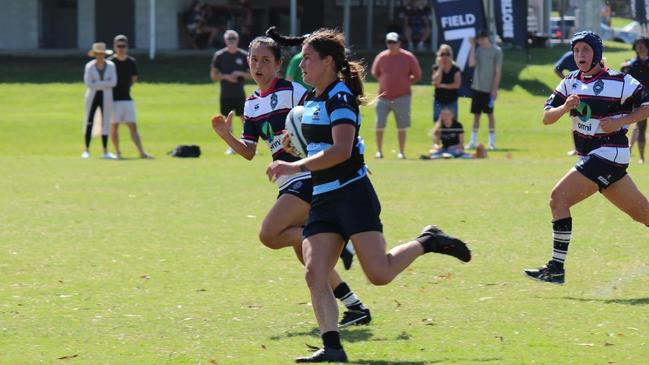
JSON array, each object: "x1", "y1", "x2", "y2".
[
  {"x1": 269, "y1": 327, "x2": 376, "y2": 343},
  {"x1": 561, "y1": 296, "x2": 649, "y2": 306},
  {"x1": 349, "y1": 357, "x2": 502, "y2": 364}
]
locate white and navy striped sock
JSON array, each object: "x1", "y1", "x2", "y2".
[
  {"x1": 551, "y1": 217, "x2": 572, "y2": 269},
  {"x1": 333, "y1": 282, "x2": 366, "y2": 311}
]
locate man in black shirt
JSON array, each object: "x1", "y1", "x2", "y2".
[
  {"x1": 210, "y1": 30, "x2": 251, "y2": 154},
  {"x1": 109, "y1": 34, "x2": 152, "y2": 159}
]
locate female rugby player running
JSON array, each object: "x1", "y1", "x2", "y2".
[
  {"x1": 210, "y1": 32, "x2": 372, "y2": 327},
  {"x1": 266, "y1": 28, "x2": 471, "y2": 363},
  {"x1": 524, "y1": 31, "x2": 649, "y2": 285}
]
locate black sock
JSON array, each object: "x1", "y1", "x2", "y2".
[
  {"x1": 333, "y1": 282, "x2": 366, "y2": 311},
  {"x1": 102, "y1": 135, "x2": 108, "y2": 149},
  {"x1": 322, "y1": 331, "x2": 342, "y2": 350},
  {"x1": 550, "y1": 217, "x2": 572, "y2": 269}
]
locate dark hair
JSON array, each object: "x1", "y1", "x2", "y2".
[
  {"x1": 248, "y1": 36, "x2": 282, "y2": 61},
  {"x1": 477, "y1": 29, "x2": 490, "y2": 39},
  {"x1": 267, "y1": 27, "x2": 366, "y2": 105},
  {"x1": 633, "y1": 36, "x2": 649, "y2": 53}
]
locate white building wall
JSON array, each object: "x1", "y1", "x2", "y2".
[
  {"x1": 0, "y1": 0, "x2": 39, "y2": 49},
  {"x1": 136, "y1": 0, "x2": 186, "y2": 50},
  {"x1": 77, "y1": 0, "x2": 95, "y2": 49}
]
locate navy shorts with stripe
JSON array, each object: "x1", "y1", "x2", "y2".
[
  {"x1": 303, "y1": 176, "x2": 383, "y2": 241},
  {"x1": 278, "y1": 178, "x2": 313, "y2": 204},
  {"x1": 575, "y1": 154, "x2": 628, "y2": 190}
]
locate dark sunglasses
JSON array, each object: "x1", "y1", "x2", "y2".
[
  {"x1": 439, "y1": 53, "x2": 450, "y2": 57},
  {"x1": 386, "y1": 40, "x2": 397, "y2": 44},
  {"x1": 115, "y1": 44, "x2": 128, "y2": 48},
  {"x1": 226, "y1": 37, "x2": 238, "y2": 41}
]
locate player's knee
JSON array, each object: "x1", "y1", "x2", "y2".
[
  {"x1": 365, "y1": 269, "x2": 392, "y2": 286},
  {"x1": 549, "y1": 190, "x2": 566, "y2": 211},
  {"x1": 258, "y1": 227, "x2": 281, "y2": 250},
  {"x1": 630, "y1": 203, "x2": 649, "y2": 225},
  {"x1": 303, "y1": 265, "x2": 329, "y2": 290}
]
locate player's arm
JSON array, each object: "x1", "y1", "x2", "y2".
[
  {"x1": 543, "y1": 94, "x2": 578, "y2": 125},
  {"x1": 211, "y1": 111, "x2": 257, "y2": 160}
]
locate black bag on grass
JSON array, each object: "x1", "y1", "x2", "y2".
[{"x1": 169, "y1": 145, "x2": 201, "y2": 158}]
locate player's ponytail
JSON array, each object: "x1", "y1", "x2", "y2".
[
  {"x1": 265, "y1": 26, "x2": 308, "y2": 47},
  {"x1": 341, "y1": 59, "x2": 366, "y2": 105}
]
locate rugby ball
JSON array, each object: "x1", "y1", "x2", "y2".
[{"x1": 284, "y1": 106, "x2": 308, "y2": 158}]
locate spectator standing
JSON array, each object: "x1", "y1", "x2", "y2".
[
  {"x1": 622, "y1": 37, "x2": 649, "y2": 164},
  {"x1": 108, "y1": 35, "x2": 152, "y2": 159},
  {"x1": 285, "y1": 51, "x2": 309, "y2": 89},
  {"x1": 210, "y1": 30, "x2": 251, "y2": 154},
  {"x1": 371, "y1": 32, "x2": 422, "y2": 159},
  {"x1": 467, "y1": 30, "x2": 502, "y2": 150},
  {"x1": 82, "y1": 42, "x2": 117, "y2": 159},
  {"x1": 401, "y1": 0, "x2": 431, "y2": 51},
  {"x1": 432, "y1": 43, "x2": 461, "y2": 121}
]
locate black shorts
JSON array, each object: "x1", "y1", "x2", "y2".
[
  {"x1": 575, "y1": 154, "x2": 628, "y2": 190},
  {"x1": 471, "y1": 90, "x2": 494, "y2": 114},
  {"x1": 303, "y1": 177, "x2": 383, "y2": 241},
  {"x1": 278, "y1": 178, "x2": 313, "y2": 204},
  {"x1": 220, "y1": 97, "x2": 245, "y2": 116}
]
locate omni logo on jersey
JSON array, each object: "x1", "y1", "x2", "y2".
[
  {"x1": 270, "y1": 93, "x2": 278, "y2": 110},
  {"x1": 261, "y1": 121, "x2": 274, "y2": 141},
  {"x1": 575, "y1": 101, "x2": 591, "y2": 122},
  {"x1": 593, "y1": 79, "x2": 604, "y2": 96}
]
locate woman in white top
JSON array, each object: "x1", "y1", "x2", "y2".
[{"x1": 82, "y1": 42, "x2": 117, "y2": 159}]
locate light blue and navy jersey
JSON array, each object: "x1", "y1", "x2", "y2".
[
  {"x1": 545, "y1": 68, "x2": 649, "y2": 164},
  {"x1": 302, "y1": 81, "x2": 367, "y2": 195}
]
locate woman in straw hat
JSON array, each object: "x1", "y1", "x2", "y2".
[{"x1": 82, "y1": 42, "x2": 117, "y2": 159}]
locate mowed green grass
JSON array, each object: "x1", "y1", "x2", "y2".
[{"x1": 1, "y1": 44, "x2": 648, "y2": 364}]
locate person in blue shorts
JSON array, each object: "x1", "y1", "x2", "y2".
[
  {"x1": 210, "y1": 31, "x2": 371, "y2": 328},
  {"x1": 524, "y1": 32, "x2": 649, "y2": 285},
  {"x1": 266, "y1": 27, "x2": 472, "y2": 363}
]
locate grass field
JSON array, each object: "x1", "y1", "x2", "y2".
[{"x1": 1, "y1": 42, "x2": 648, "y2": 364}]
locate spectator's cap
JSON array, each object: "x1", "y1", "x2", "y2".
[
  {"x1": 386, "y1": 32, "x2": 399, "y2": 42},
  {"x1": 87, "y1": 42, "x2": 113, "y2": 57},
  {"x1": 224, "y1": 30, "x2": 239, "y2": 40},
  {"x1": 571, "y1": 31, "x2": 602, "y2": 68},
  {"x1": 476, "y1": 29, "x2": 490, "y2": 39},
  {"x1": 114, "y1": 34, "x2": 129, "y2": 44}
]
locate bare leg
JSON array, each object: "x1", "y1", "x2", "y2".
[
  {"x1": 601, "y1": 175, "x2": 649, "y2": 225},
  {"x1": 111, "y1": 123, "x2": 121, "y2": 158},
  {"x1": 262, "y1": 194, "x2": 347, "y2": 290},
  {"x1": 375, "y1": 129, "x2": 385, "y2": 157},
  {"x1": 303, "y1": 233, "x2": 344, "y2": 334},
  {"x1": 549, "y1": 168, "x2": 598, "y2": 220},
  {"x1": 126, "y1": 122, "x2": 149, "y2": 158},
  {"x1": 397, "y1": 129, "x2": 407, "y2": 156},
  {"x1": 350, "y1": 231, "x2": 424, "y2": 286}
]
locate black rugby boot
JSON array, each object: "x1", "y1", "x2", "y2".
[
  {"x1": 416, "y1": 225, "x2": 471, "y2": 262},
  {"x1": 295, "y1": 347, "x2": 348, "y2": 363}
]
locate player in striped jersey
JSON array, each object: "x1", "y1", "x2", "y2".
[
  {"x1": 210, "y1": 33, "x2": 371, "y2": 328},
  {"x1": 524, "y1": 31, "x2": 649, "y2": 285},
  {"x1": 266, "y1": 28, "x2": 471, "y2": 363}
]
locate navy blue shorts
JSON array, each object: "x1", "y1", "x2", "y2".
[
  {"x1": 575, "y1": 154, "x2": 628, "y2": 190},
  {"x1": 303, "y1": 177, "x2": 383, "y2": 241},
  {"x1": 278, "y1": 178, "x2": 313, "y2": 204}
]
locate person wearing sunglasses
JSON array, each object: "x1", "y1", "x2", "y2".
[
  {"x1": 108, "y1": 34, "x2": 152, "y2": 159},
  {"x1": 432, "y1": 43, "x2": 461, "y2": 122},
  {"x1": 210, "y1": 30, "x2": 251, "y2": 154}
]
